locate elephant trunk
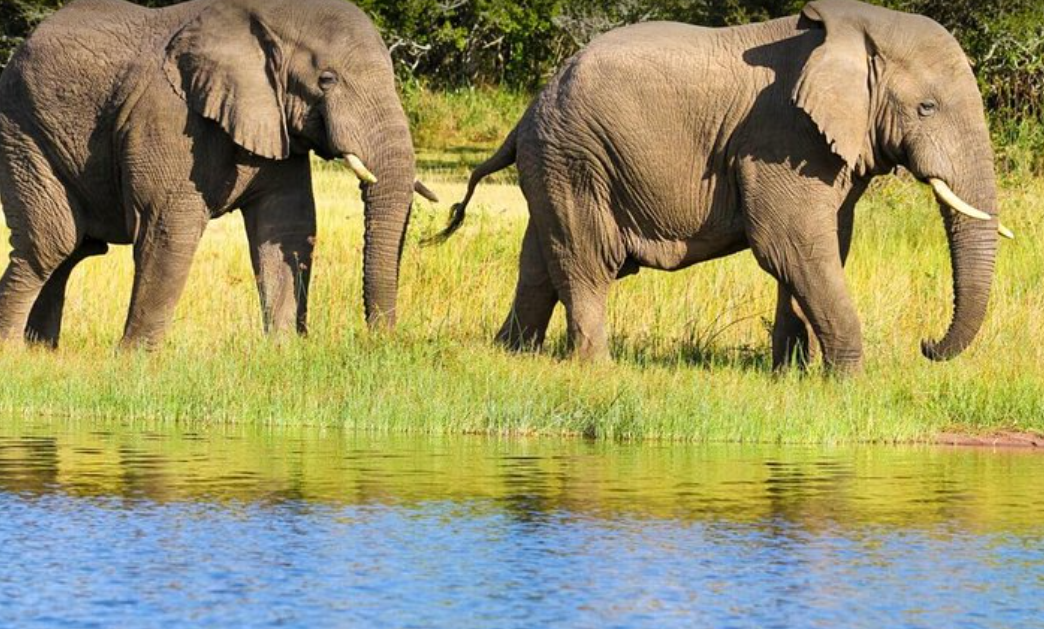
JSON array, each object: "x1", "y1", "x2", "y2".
[
  {"x1": 359, "y1": 104, "x2": 415, "y2": 329},
  {"x1": 921, "y1": 151, "x2": 999, "y2": 361}
]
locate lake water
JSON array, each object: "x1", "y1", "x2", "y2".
[{"x1": 0, "y1": 419, "x2": 1042, "y2": 628}]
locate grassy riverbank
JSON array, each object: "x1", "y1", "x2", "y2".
[{"x1": 0, "y1": 90, "x2": 1041, "y2": 443}]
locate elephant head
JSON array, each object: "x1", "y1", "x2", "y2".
[
  {"x1": 794, "y1": 0, "x2": 1009, "y2": 360},
  {"x1": 164, "y1": 0, "x2": 415, "y2": 328}
]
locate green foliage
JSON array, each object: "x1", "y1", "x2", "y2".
[
  {"x1": 402, "y1": 83, "x2": 530, "y2": 148},
  {"x1": 3, "y1": 0, "x2": 1042, "y2": 98},
  {"x1": 887, "y1": 0, "x2": 1044, "y2": 119},
  {"x1": 0, "y1": 0, "x2": 60, "y2": 72},
  {"x1": 2, "y1": 0, "x2": 1042, "y2": 146}
]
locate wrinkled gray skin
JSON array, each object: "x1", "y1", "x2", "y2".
[
  {"x1": 0, "y1": 0, "x2": 415, "y2": 350},
  {"x1": 446, "y1": 0, "x2": 1001, "y2": 373}
]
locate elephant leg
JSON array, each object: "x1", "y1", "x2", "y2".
[
  {"x1": 121, "y1": 204, "x2": 206, "y2": 351},
  {"x1": 559, "y1": 281, "x2": 612, "y2": 361},
  {"x1": 0, "y1": 249, "x2": 74, "y2": 344},
  {"x1": 0, "y1": 146, "x2": 82, "y2": 343},
  {"x1": 764, "y1": 236, "x2": 862, "y2": 373},
  {"x1": 772, "y1": 284, "x2": 811, "y2": 370},
  {"x1": 538, "y1": 174, "x2": 622, "y2": 362},
  {"x1": 495, "y1": 221, "x2": 558, "y2": 351},
  {"x1": 242, "y1": 163, "x2": 316, "y2": 337},
  {"x1": 521, "y1": 164, "x2": 621, "y2": 362},
  {"x1": 25, "y1": 239, "x2": 109, "y2": 348},
  {"x1": 771, "y1": 188, "x2": 859, "y2": 370}
]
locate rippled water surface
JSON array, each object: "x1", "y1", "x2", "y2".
[{"x1": 1, "y1": 419, "x2": 1043, "y2": 628}]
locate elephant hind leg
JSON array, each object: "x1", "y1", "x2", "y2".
[
  {"x1": 121, "y1": 200, "x2": 206, "y2": 351},
  {"x1": 560, "y1": 281, "x2": 612, "y2": 361},
  {"x1": 25, "y1": 239, "x2": 109, "y2": 348},
  {"x1": 527, "y1": 163, "x2": 621, "y2": 362},
  {"x1": 0, "y1": 145, "x2": 83, "y2": 343},
  {"x1": 496, "y1": 221, "x2": 558, "y2": 351}
]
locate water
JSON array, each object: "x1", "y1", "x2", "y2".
[{"x1": 0, "y1": 420, "x2": 1042, "y2": 628}]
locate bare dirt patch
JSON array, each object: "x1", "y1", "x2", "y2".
[{"x1": 936, "y1": 431, "x2": 1044, "y2": 449}]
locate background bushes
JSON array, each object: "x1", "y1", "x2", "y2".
[
  {"x1": 4, "y1": 0, "x2": 1042, "y2": 111},
  {"x1": 2, "y1": 0, "x2": 1042, "y2": 159}
]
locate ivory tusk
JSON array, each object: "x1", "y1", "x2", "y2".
[
  {"x1": 414, "y1": 180, "x2": 439, "y2": 203},
  {"x1": 928, "y1": 178, "x2": 991, "y2": 221},
  {"x1": 998, "y1": 222, "x2": 1015, "y2": 240},
  {"x1": 345, "y1": 154, "x2": 378, "y2": 184}
]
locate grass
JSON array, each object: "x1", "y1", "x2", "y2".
[{"x1": 0, "y1": 90, "x2": 1041, "y2": 443}]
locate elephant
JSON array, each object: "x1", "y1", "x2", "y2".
[
  {"x1": 438, "y1": 0, "x2": 1012, "y2": 373},
  {"x1": 0, "y1": 0, "x2": 435, "y2": 350}
]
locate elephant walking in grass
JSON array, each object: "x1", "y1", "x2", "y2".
[
  {"x1": 0, "y1": 0, "x2": 435, "y2": 350},
  {"x1": 439, "y1": 0, "x2": 1012, "y2": 373}
]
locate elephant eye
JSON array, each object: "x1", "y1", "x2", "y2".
[
  {"x1": 918, "y1": 100, "x2": 938, "y2": 118},
  {"x1": 319, "y1": 71, "x2": 339, "y2": 91}
]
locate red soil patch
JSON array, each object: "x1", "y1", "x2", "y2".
[{"x1": 936, "y1": 431, "x2": 1044, "y2": 449}]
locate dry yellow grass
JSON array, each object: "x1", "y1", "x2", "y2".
[{"x1": 0, "y1": 153, "x2": 1040, "y2": 442}]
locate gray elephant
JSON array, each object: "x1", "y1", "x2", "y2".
[
  {"x1": 440, "y1": 0, "x2": 1012, "y2": 372},
  {"x1": 0, "y1": 0, "x2": 434, "y2": 350}
]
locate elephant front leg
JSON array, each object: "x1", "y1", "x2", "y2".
[
  {"x1": 242, "y1": 183, "x2": 317, "y2": 337},
  {"x1": 766, "y1": 240, "x2": 863, "y2": 373},
  {"x1": 121, "y1": 207, "x2": 206, "y2": 351},
  {"x1": 748, "y1": 217, "x2": 862, "y2": 372},
  {"x1": 743, "y1": 161, "x2": 866, "y2": 373},
  {"x1": 770, "y1": 182, "x2": 862, "y2": 371},
  {"x1": 772, "y1": 284, "x2": 811, "y2": 370}
]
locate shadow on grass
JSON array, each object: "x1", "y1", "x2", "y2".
[
  {"x1": 615, "y1": 339, "x2": 774, "y2": 373},
  {"x1": 534, "y1": 334, "x2": 774, "y2": 373}
]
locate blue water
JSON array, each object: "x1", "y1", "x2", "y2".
[{"x1": 0, "y1": 422, "x2": 1042, "y2": 628}]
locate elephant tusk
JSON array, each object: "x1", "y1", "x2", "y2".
[
  {"x1": 998, "y1": 222, "x2": 1015, "y2": 240},
  {"x1": 928, "y1": 178, "x2": 991, "y2": 221},
  {"x1": 345, "y1": 154, "x2": 378, "y2": 184},
  {"x1": 414, "y1": 180, "x2": 439, "y2": 203}
]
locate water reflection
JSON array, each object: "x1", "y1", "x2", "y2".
[
  {"x1": 0, "y1": 418, "x2": 1042, "y2": 532},
  {"x1": 1, "y1": 419, "x2": 1043, "y2": 629}
]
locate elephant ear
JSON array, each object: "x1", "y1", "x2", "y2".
[
  {"x1": 164, "y1": 2, "x2": 290, "y2": 160},
  {"x1": 793, "y1": 0, "x2": 874, "y2": 171}
]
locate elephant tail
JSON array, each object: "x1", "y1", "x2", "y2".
[{"x1": 423, "y1": 123, "x2": 519, "y2": 245}]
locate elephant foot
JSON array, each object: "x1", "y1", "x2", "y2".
[
  {"x1": 821, "y1": 349, "x2": 864, "y2": 377},
  {"x1": 570, "y1": 344, "x2": 611, "y2": 363},
  {"x1": 24, "y1": 330, "x2": 59, "y2": 350},
  {"x1": 494, "y1": 325, "x2": 544, "y2": 353},
  {"x1": 118, "y1": 332, "x2": 165, "y2": 354},
  {"x1": 771, "y1": 341, "x2": 812, "y2": 372}
]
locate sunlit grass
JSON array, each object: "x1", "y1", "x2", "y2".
[
  {"x1": 0, "y1": 86, "x2": 1041, "y2": 443},
  {"x1": 0, "y1": 158, "x2": 1039, "y2": 443}
]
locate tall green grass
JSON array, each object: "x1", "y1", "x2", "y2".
[
  {"x1": 0, "y1": 90, "x2": 1040, "y2": 443},
  {"x1": 403, "y1": 83, "x2": 530, "y2": 150}
]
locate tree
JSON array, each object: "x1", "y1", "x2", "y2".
[{"x1": 2, "y1": 0, "x2": 1041, "y2": 116}]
